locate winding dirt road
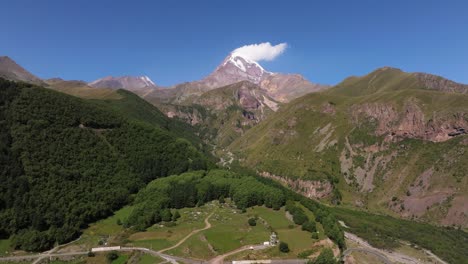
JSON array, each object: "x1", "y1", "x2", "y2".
[
  {"x1": 158, "y1": 211, "x2": 214, "y2": 254},
  {"x1": 209, "y1": 245, "x2": 268, "y2": 264}
]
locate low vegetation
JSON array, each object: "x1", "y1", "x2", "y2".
[
  {"x1": 331, "y1": 207, "x2": 468, "y2": 264},
  {"x1": 307, "y1": 248, "x2": 337, "y2": 264}
]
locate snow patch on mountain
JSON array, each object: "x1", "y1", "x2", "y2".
[
  {"x1": 141, "y1": 76, "x2": 156, "y2": 86},
  {"x1": 224, "y1": 53, "x2": 268, "y2": 75}
]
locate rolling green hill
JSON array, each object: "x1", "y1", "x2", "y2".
[
  {"x1": 0, "y1": 78, "x2": 211, "y2": 251},
  {"x1": 229, "y1": 67, "x2": 468, "y2": 227}
]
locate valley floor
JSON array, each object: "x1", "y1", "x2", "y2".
[{"x1": 0, "y1": 201, "x2": 454, "y2": 264}]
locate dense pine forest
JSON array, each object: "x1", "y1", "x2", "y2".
[{"x1": 0, "y1": 78, "x2": 210, "y2": 251}]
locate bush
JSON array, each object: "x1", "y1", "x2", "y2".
[
  {"x1": 285, "y1": 200, "x2": 308, "y2": 225},
  {"x1": 106, "y1": 251, "x2": 119, "y2": 262},
  {"x1": 302, "y1": 221, "x2": 317, "y2": 233},
  {"x1": 87, "y1": 251, "x2": 95, "y2": 257},
  {"x1": 248, "y1": 218, "x2": 257, "y2": 226},
  {"x1": 161, "y1": 209, "x2": 173, "y2": 222},
  {"x1": 172, "y1": 210, "x2": 181, "y2": 221},
  {"x1": 279, "y1": 241, "x2": 290, "y2": 253}
]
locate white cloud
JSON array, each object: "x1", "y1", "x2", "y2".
[{"x1": 232, "y1": 42, "x2": 287, "y2": 62}]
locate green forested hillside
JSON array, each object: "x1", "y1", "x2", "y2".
[
  {"x1": 93, "y1": 89, "x2": 209, "y2": 153},
  {"x1": 0, "y1": 78, "x2": 210, "y2": 251}
]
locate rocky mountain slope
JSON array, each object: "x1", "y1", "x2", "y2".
[
  {"x1": 89, "y1": 75, "x2": 159, "y2": 95},
  {"x1": 228, "y1": 67, "x2": 468, "y2": 227},
  {"x1": 155, "y1": 81, "x2": 280, "y2": 147},
  {"x1": 141, "y1": 53, "x2": 326, "y2": 147},
  {"x1": 0, "y1": 56, "x2": 45, "y2": 85}
]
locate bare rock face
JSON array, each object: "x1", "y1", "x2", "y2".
[
  {"x1": 165, "y1": 106, "x2": 203, "y2": 126},
  {"x1": 159, "y1": 81, "x2": 281, "y2": 146},
  {"x1": 193, "y1": 81, "x2": 276, "y2": 115},
  {"x1": 414, "y1": 73, "x2": 468, "y2": 94},
  {"x1": 260, "y1": 171, "x2": 333, "y2": 199},
  {"x1": 351, "y1": 99, "x2": 467, "y2": 142},
  {"x1": 321, "y1": 102, "x2": 337, "y2": 115}
]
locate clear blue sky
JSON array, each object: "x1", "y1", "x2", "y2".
[{"x1": 1, "y1": 0, "x2": 467, "y2": 86}]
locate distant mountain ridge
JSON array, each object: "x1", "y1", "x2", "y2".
[
  {"x1": 89, "y1": 75, "x2": 159, "y2": 93},
  {"x1": 143, "y1": 53, "x2": 328, "y2": 104},
  {"x1": 0, "y1": 56, "x2": 45, "y2": 85},
  {"x1": 330, "y1": 67, "x2": 468, "y2": 96}
]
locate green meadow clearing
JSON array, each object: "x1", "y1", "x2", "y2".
[
  {"x1": 21, "y1": 199, "x2": 333, "y2": 263},
  {"x1": 0, "y1": 239, "x2": 11, "y2": 256},
  {"x1": 128, "y1": 203, "x2": 214, "y2": 251},
  {"x1": 166, "y1": 201, "x2": 272, "y2": 259},
  {"x1": 226, "y1": 204, "x2": 331, "y2": 260}
]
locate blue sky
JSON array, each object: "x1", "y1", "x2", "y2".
[{"x1": 1, "y1": 0, "x2": 467, "y2": 86}]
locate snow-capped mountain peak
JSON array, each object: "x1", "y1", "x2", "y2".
[
  {"x1": 223, "y1": 53, "x2": 267, "y2": 74},
  {"x1": 205, "y1": 53, "x2": 271, "y2": 85}
]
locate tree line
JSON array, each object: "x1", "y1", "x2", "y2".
[{"x1": 127, "y1": 169, "x2": 286, "y2": 230}]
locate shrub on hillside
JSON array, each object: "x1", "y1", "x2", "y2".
[
  {"x1": 248, "y1": 218, "x2": 257, "y2": 226},
  {"x1": 279, "y1": 241, "x2": 290, "y2": 253}
]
